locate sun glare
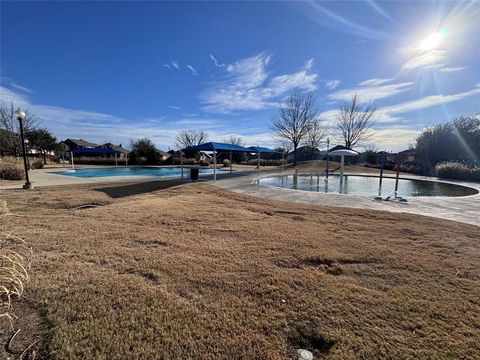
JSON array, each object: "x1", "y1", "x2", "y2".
[{"x1": 418, "y1": 28, "x2": 448, "y2": 52}]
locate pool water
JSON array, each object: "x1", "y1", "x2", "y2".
[
  {"x1": 55, "y1": 166, "x2": 220, "y2": 178},
  {"x1": 258, "y1": 174, "x2": 477, "y2": 197}
]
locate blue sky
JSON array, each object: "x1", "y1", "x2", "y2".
[{"x1": 1, "y1": 1, "x2": 479, "y2": 151}]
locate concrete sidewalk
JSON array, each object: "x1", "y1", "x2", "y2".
[
  {"x1": 2, "y1": 166, "x2": 479, "y2": 226},
  {"x1": 213, "y1": 171, "x2": 480, "y2": 227}
]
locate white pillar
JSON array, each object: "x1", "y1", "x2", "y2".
[
  {"x1": 180, "y1": 151, "x2": 184, "y2": 180},
  {"x1": 213, "y1": 150, "x2": 217, "y2": 182},
  {"x1": 340, "y1": 155, "x2": 345, "y2": 183},
  {"x1": 71, "y1": 151, "x2": 74, "y2": 169},
  {"x1": 257, "y1": 150, "x2": 260, "y2": 177}
]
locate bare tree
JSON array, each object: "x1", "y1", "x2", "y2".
[
  {"x1": 335, "y1": 94, "x2": 376, "y2": 149},
  {"x1": 271, "y1": 92, "x2": 317, "y2": 164},
  {"x1": 175, "y1": 129, "x2": 209, "y2": 149},
  {"x1": 0, "y1": 103, "x2": 38, "y2": 156},
  {"x1": 303, "y1": 118, "x2": 327, "y2": 150},
  {"x1": 223, "y1": 135, "x2": 245, "y2": 146}
]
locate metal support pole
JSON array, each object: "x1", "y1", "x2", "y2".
[
  {"x1": 115, "y1": 153, "x2": 118, "y2": 167},
  {"x1": 18, "y1": 118, "x2": 32, "y2": 189},
  {"x1": 325, "y1": 139, "x2": 330, "y2": 179},
  {"x1": 125, "y1": 153, "x2": 128, "y2": 166},
  {"x1": 62, "y1": 151, "x2": 65, "y2": 168},
  {"x1": 229, "y1": 151, "x2": 232, "y2": 173},
  {"x1": 213, "y1": 149, "x2": 217, "y2": 182},
  {"x1": 180, "y1": 151, "x2": 184, "y2": 179},
  {"x1": 340, "y1": 155, "x2": 345, "y2": 184},
  {"x1": 395, "y1": 154, "x2": 400, "y2": 197},
  {"x1": 71, "y1": 151, "x2": 74, "y2": 169},
  {"x1": 379, "y1": 152, "x2": 385, "y2": 196},
  {"x1": 257, "y1": 150, "x2": 260, "y2": 177}
]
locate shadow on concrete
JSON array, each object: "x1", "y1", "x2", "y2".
[{"x1": 95, "y1": 180, "x2": 185, "y2": 199}]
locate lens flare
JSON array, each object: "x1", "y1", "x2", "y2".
[{"x1": 418, "y1": 28, "x2": 448, "y2": 52}]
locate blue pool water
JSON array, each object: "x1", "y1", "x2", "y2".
[
  {"x1": 258, "y1": 174, "x2": 478, "y2": 197},
  {"x1": 55, "y1": 166, "x2": 220, "y2": 178}
]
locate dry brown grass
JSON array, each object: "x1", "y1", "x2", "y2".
[{"x1": 1, "y1": 181, "x2": 479, "y2": 359}]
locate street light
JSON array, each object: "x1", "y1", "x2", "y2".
[{"x1": 14, "y1": 108, "x2": 34, "y2": 189}]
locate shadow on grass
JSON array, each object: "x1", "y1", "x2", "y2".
[{"x1": 94, "y1": 180, "x2": 185, "y2": 199}]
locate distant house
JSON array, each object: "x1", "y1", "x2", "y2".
[
  {"x1": 98, "y1": 143, "x2": 130, "y2": 158},
  {"x1": 158, "y1": 149, "x2": 171, "y2": 161},
  {"x1": 398, "y1": 149, "x2": 416, "y2": 162},
  {"x1": 61, "y1": 138, "x2": 99, "y2": 158}
]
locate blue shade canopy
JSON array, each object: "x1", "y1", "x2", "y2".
[
  {"x1": 71, "y1": 148, "x2": 121, "y2": 155},
  {"x1": 184, "y1": 142, "x2": 278, "y2": 153},
  {"x1": 184, "y1": 142, "x2": 251, "y2": 153}
]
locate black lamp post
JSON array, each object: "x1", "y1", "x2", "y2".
[{"x1": 14, "y1": 108, "x2": 34, "y2": 189}]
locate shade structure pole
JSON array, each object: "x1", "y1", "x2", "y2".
[
  {"x1": 281, "y1": 151, "x2": 285, "y2": 167},
  {"x1": 340, "y1": 155, "x2": 344, "y2": 184},
  {"x1": 379, "y1": 152, "x2": 385, "y2": 196},
  {"x1": 180, "y1": 151, "x2": 184, "y2": 180},
  {"x1": 213, "y1": 149, "x2": 217, "y2": 182},
  {"x1": 115, "y1": 153, "x2": 118, "y2": 167},
  {"x1": 395, "y1": 153, "x2": 400, "y2": 197},
  {"x1": 229, "y1": 151, "x2": 232, "y2": 173},
  {"x1": 257, "y1": 150, "x2": 260, "y2": 177},
  {"x1": 125, "y1": 153, "x2": 128, "y2": 166},
  {"x1": 61, "y1": 151, "x2": 65, "y2": 168},
  {"x1": 325, "y1": 141, "x2": 330, "y2": 179},
  {"x1": 71, "y1": 151, "x2": 74, "y2": 169}
]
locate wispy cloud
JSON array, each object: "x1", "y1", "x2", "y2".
[
  {"x1": 200, "y1": 52, "x2": 318, "y2": 113},
  {"x1": 10, "y1": 83, "x2": 33, "y2": 94},
  {"x1": 296, "y1": 0, "x2": 386, "y2": 39},
  {"x1": 328, "y1": 78, "x2": 413, "y2": 101},
  {"x1": 162, "y1": 64, "x2": 171, "y2": 69},
  {"x1": 321, "y1": 84, "x2": 480, "y2": 124},
  {"x1": 402, "y1": 50, "x2": 446, "y2": 71},
  {"x1": 0, "y1": 85, "x2": 276, "y2": 150},
  {"x1": 379, "y1": 86, "x2": 480, "y2": 115},
  {"x1": 324, "y1": 79, "x2": 341, "y2": 90},
  {"x1": 439, "y1": 66, "x2": 467, "y2": 73},
  {"x1": 186, "y1": 65, "x2": 197, "y2": 76},
  {"x1": 209, "y1": 54, "x2": 226, "y2": 68},
  {"x1": 167, "y1": 105, "x2": 182, "y2": 110},
  {"x1": 358, "y1": 78, "x2": 394, "y2": 86},
  {"x1": 171, "y1": 61, "x2": 180, "y2": 71},
  {"x1": 369, "y1": 128, "x2": 420, "y2": 152}
]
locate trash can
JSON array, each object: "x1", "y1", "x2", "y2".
[{"x1": 190, "y1": 168, "x2": 199, "y2": 181}]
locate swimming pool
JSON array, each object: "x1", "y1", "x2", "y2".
[
  {"x1": 258, "y1": 174, "x2": 478, "y2": 197},
  {"x1": 55, "y1": 166, "x2": 220, "y2": 178}
]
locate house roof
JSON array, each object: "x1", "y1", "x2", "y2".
[
  {"x1": 100, "y1": 143, "x2": 130, "y2": 154},
  {"x1": 64, "y1": 138, "x2": 99, "y2": 148},
  {"x1": 158, "y1": 150, "x2": 170, "y2": 157}
]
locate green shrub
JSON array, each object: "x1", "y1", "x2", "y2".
[
  {"x1": 0, "y1": 157, "x2": 25, "y2": 180},
  {"x1": 222, "y1": 159, "x2": 230, "y2": 167},
  {"x1": 435, "y1": 161, "x2": 480, "y2": 182}
]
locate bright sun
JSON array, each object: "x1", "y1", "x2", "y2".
[{"x1": 418, "y1": 28, "x2": 448, "y2": 52}]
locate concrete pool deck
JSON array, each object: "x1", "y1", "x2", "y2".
[{"x1": 2, "y1": 166, "x2": 479, "y2": 226}]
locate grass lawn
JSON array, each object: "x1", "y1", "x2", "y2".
[{"x1": 1, "y1": 181, "x2": 479, "y2": 359}]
